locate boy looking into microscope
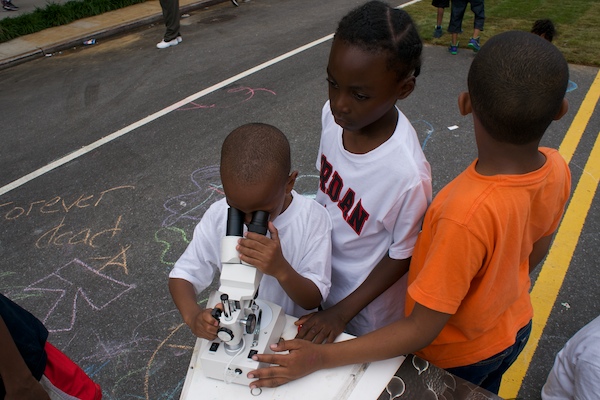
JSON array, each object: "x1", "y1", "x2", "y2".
[{"x1": 169, "y1": 123, "x2": 332, "y2": 341}]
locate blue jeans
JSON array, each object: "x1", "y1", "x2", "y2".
[
  {"x1": 445, "y1": 320, "x2": 532, "y2": 394},
  {"x1": 448, "y1": 0, "x2": 485, "y2": 33}
]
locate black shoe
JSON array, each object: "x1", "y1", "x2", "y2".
[
  {"x1": 231, "y1": 0, "x2": 239, "y2": 6},
  {"x1": 2, "y1": 0, "x2": 19, "y2": 10}
]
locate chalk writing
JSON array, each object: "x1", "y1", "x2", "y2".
[
  {"x1": 91, "y1": 244, "x2": 131, "y2": 274},
  {"x1": 24, "y1": 258, "x2": 136, "y2": 332},
  {"x1": 177, "y1": 86, "x2": 276, "y2": 111},
  {"x1": 0, "y1": 185, "x2": 135, "y2": 221},
  {"x1": 35, "y1": 215, "x2": 123, "y2": 249}
]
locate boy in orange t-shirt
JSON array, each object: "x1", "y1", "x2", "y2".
[{"x1": 248, "y1": 31, "x2": 571, "y2": 395}]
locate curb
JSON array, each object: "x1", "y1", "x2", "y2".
[{"x1": 0, "y1": 0, "x2": 228, "y2": 70}]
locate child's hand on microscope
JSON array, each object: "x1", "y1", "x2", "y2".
[
  {"x1": 237, "y1": 222, "x2": 290, "y2": 279},
  {"x1": 191, "y1": 305, "x2": 223, "y2": 340}
]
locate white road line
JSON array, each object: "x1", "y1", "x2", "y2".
[
  {"x1": 0, "y1": 34, "x2": 333, "y2": 197},
  {"x1": 0, "y1": 0, "x2": 420, "y2": 197}
]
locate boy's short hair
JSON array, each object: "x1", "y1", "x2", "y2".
[
  {"x1": 220, "y1": 123, "x2": 291, "y2": 185},
  {"x1": 468, "y1": 31, "x2": 568, "y2": 145}
]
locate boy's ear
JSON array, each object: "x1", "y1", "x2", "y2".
[
  {"x1": 285, "y1": 171, "x2": 298, "y2": 194},
  {"x1": 396, "y1": 76, "x2": 416, "y2": 100},
  {"x1": 554, "y1": 99, "x2": 569, "y2": 121},
  {"x1": 458, "y1": 92, "x2": 472, "y2": 116}
]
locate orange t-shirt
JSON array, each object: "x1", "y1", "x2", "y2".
[{"x1": 406, "y1": 147, "x2": 571, "y2": 368}]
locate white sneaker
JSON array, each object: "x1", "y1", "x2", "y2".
[
  {"x1": 156, "y1": 38, "x2": 179, "y2": 49},
  {"x1": 177, "y1": 36, "x2": 182, "y2": 43}
]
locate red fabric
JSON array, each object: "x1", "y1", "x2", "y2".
[{"x1": 44, "y1": 342, "x2": 102, "y2": 400}]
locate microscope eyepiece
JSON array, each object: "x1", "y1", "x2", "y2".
[
  {"x1": 248, "y1": 211, "x2": 269, "y2": 235},
  {"x1": 226, "y1": 207, "x2": 244, "y2": 237}
]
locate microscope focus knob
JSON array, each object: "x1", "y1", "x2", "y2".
[
  {"x1": 217, "y1": 327, "x2": 234, "y2": 342},
  {"x1": 211, "y1": 308, "x2": 222, "y2": 321},
  {"x1": 242, "y1": 313, "x2": 257, "y2": 334}
]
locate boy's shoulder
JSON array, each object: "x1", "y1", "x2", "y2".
[
  {"x1": 291, "y1": 191, "x2": 331, "y2": 219},
  {"x1": 430, "y1": 147, "x2": 570, "y2": 222},
  {"x1": 278, "y1": 191, "x2": 332, "y2": 232}
]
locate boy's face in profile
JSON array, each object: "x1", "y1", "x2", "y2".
[{"x1": 222, "y1": 171, "x2": 297, "y2": 225}]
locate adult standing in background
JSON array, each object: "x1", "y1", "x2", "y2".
[{"x1": 156, "y1": 0, "x2": 182, "y2": 49}]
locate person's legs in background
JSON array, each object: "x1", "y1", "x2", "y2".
[
  {"x1": 157, "y1": 0, "x2": 182, "y2": 49},
  {"x1": 448, "y1": 0, "x2": 467, "y2": 54},
  {"x1": 432, "y1": 0, "x2": 450, "y2": 38},
  {"x1": 467, "y1": 0, "x2": 485, "y2": 52},
  {"x1": 2, "y1": 0, "x2": 18, "y2": 11}
]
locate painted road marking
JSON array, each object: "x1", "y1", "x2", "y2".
[
  {"x1": 0, "y1": 34, "x2": 333, "y2": 197},
  {"x1": 500, "y1": 70, "x2": 600, "y2": 398},
  {"x1": 0, "y1": 1, "x2": 422, "y2": 198}
]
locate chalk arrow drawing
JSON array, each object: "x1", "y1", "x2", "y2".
[{"x1": 24, "y1": 259, "x2": 136, "y2": 332}]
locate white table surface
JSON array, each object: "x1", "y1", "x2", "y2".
[{"x1": 179, "y1": 315, "x2": 405, "y2": 400}]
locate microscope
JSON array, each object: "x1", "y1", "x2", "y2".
[{"x1": 199, "y1": 207, "x2": 286, "y2": 385}]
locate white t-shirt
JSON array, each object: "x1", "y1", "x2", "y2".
[
  {"x1": 169, "y1": 191, "x2": 332, "y2": 318},
  {"x1": 316, "y1": 100, "x2": 432, "y2": 336},
  {"x1": 542, "y1": 315, "x2": 600, "y2": 400}
]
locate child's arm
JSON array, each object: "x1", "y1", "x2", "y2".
[
  {"x1": 529, "y1": 234, "x2": 554, "y2": 273},
  {"x1": 0, "y1": 316, "x2": 50, "y2": 400},
  {"x1": 296, "y1": 254, "x2": 409, "y2": 343},
  {"x1": 168, "y1": 278, "x2": 221, "y2": 340},
  {"x1": 237, "y1": 222, "x2": 322, "y2": 310},
  {"x1": 248, "y1": 302, "x2": 450, "y2": 388}
]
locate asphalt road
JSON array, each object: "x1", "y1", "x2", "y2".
[{"x1": 0, "y1": 1, "x2": 599, "y2": 399}]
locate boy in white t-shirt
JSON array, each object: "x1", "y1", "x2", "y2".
[
  {"x1": 169, "y1": 123, "x2": 332, "y2": 340},
  {"x1": 295, "y1": 2, "x2": 432, "y2": 340}
]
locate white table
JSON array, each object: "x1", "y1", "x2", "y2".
[{"x1": 179, "y1": 315, "x2": 405, "y2": 400}]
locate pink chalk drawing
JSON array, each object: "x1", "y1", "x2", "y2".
[{"x1": 177, "y1": 86, "x2": 276, "y2": 111}]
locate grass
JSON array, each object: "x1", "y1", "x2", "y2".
[
  {"x1": 405, "y1": 0, "x2": 600, "y2": 67},
  {"x1": 0, "y1": 0, "x2": 146, "y2": 43}
]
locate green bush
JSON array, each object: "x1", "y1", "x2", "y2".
[{"x1": 0, "y1": 0, "x2": 147, "y2": 43}]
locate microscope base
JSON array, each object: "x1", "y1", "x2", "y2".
[{"x1": 199, "y1": 299, "x2": 286, "y2": 386}]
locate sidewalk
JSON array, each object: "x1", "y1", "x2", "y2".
[{"x1": 0, "y1": 0, "x2": 227, "y2": 69}]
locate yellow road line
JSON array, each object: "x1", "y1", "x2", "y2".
[
  {"x1": 500, "y1": 70, "x2": 600, "y2": 398},
  {"x1": 559, "y1": 72, "x2": 600, "y2": 164}
]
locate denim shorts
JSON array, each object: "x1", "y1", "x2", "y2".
[
  {"x1": 445, "y1": 320, "x2": 533, "y2": 395},
  {"x1": 448, "y1": 0, "x2": 485, "y2": 33}
]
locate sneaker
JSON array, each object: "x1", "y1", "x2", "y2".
[
  {"x1": 433, "y1": 26, "x2": 443, "y2": 39},
  {"x1": 468, "y1": 37, "x2": 481, "y2": 52},
  {"x1": 177, "y1": 36, "x2": 182, "y2": 43},
  {"x1": 156, "y1": 38, "x2": 179, "y2": 49},
  {"x1": 448, "y1": 42, "x2": 458, "y2": 55},
  {"x1": 231, "y1": 0, "x2": 239, "y2": 6},
  {"x1": 2, "y1": 0, "x2": 18, "y2": 10}
]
